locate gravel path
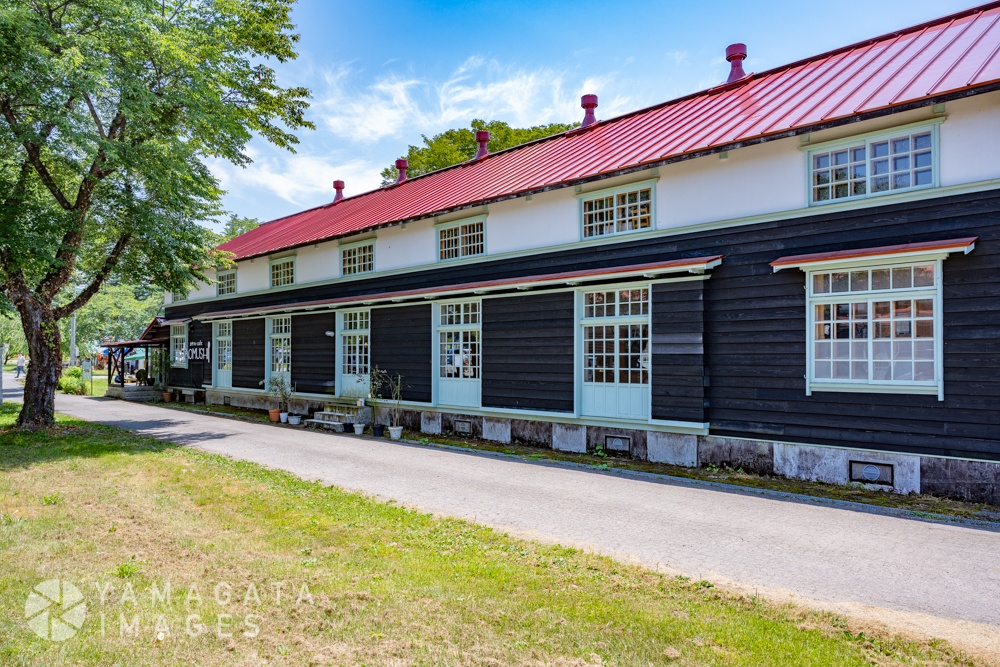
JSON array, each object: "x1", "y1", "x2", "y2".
[{"x1": 4, "y1": 374, "x2": 999, "y2": 659}]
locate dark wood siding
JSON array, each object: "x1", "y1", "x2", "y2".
[
  {"x1": 651, "y1": 280, "x2": 706, "y2": 423},
  {"x1": 169, "y1": 189, "x2": 1000, "y2": 460},
  {"x1": 291, "y1": 313, "x2": 337, "y2": 395},
  {"x1": 232, "y1": 319, "x2": 265, "y2": 389},
  {"x1": 370, "y1": 305, "x2": 432, "y2": 403},
  {"x1": 482, "y1": 292, "x2": 575, "y2": 412}
]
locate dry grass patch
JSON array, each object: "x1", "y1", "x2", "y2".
[{"x1": 0, "y1": 404, "x2": 982, "y2": 666}]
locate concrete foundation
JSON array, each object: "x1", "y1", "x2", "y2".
[
  {"x1": 698, "y1": 436, "x2": 774, "y2": 475},
  {"x1": 647, "y1": 432, "x2": 698, "y2": 467},
  {"x1": 420, "y1": 411, "x2": 442, "y2": 435},
  {"x1": 483, "y1": 418, "x2": 512, "y2": 444},
  {"x1": 553, "y1": 423, "x2": 586, "y2": 453},
  {"x1": 773, "y1": 442, "x2": 920, "y2": 495}
]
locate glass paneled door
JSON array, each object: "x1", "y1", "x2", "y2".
[
  {"x1": 437, "y1": 301, "x2": 481, "y2": 407},
  {"x1": 339, "y1": 310, "x2": 370, "y2": 399},
  {"x1": 581, "y1": 288, "x2": 650, "y2": 420},
  {"x1": 214, "y1": 321, "x2": 232, "y2": 388}
]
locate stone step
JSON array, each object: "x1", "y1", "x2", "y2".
[{"x1": 304, "y1": 419, "x2": 345, "y2": 432}]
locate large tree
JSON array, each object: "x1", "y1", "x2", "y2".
[
  {"x1": 0, "y1": 0, "x2": 311, "y2": 427},
  {"x1": 380, "y1": 119, "x2": 576, "y2": 185},
  {"x1": 57, "y1": 282, "x2": 163, "y2": 358}
]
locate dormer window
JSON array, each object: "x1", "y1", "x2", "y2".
[
  {"x1": 579, "y1": 182, "x2": 654, "y2": 239},
  {"x1": 808, "y1": 123, "x2": 938, "y2": 205},
  {"x1": 341, "y1": 241, "x2": 375, "y2": 276},
  {"x1": 438, "y1": 218, "x2": 485, "y2": 261},
  {"x1": 270, "y1": 257, "x2": 295, "y2": 288}
]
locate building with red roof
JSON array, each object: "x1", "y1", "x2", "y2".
[{"x1": 159, "y1": 3, "x2": 1000, "y2": 504}]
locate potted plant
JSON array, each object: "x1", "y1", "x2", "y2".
[
  {"x1": 353, "y1": 422, "x2": 365, "y2": 435},
  {"x1": 368, "y1": 367, "x2": 386, "y2": 437},
  {"x1": 287, "y1": 414, "x2": 302, "y2": 426},
  {"x1": 261, "y1": 375, "x2": 294, "y2": 423},
  {"x1": 157, "y1": 379, "x2": 172, "y2": 403},
  {"x1": 386, "y1": 371, "x2": 405, "y2": 440}
]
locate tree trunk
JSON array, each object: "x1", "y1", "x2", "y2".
[{"x1": 16, "y1": 301, "x2": 61, "y2": 428}]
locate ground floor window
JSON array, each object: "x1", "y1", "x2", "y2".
[
  {"x1": 581, "y1": 287, "x2": 650, "y2": 420},
  {"x1": 339, "y1": 310, "x2": 369, "y2": 399},
  {"x1": 808, "y1": 261, "x2": 940, "y2": 392},
  {"x1": 268, "y1": 316, "x2": 291, "y2": 377},
  {"x1": 170, "y1": 324, "x2": 188, "y2": 368},
  {"x1": 437, "y1": 300, "x2": 481, "y2": 407}
]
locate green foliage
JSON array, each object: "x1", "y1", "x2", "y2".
[
  {"x1": 57, "y1": 283, "x2": 162, "y2": 355},
  {"x1": 63, "y1": 366, "x2": 83, "y2": 379},
  {"x1": 56, "y1": 374, "x2": 86, "y2": 395},
  {"x1": 0, "y1": 0, "x2": 311, "y2": 424},
  {"x1": 0, "y1": 316, "x2": 27, "y2": 362},
  {"x1": 380, "y1": 119, "x2": 576, "y2": 185},
  {"x1": 220, "y1": 214, "x2": 261, "y2": 242}
]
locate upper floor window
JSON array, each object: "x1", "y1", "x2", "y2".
[
  {"x1": 216, "y1": 270, "x2": 236, "y2": 296},
  {"x1": 438, "y1": 219, "x2": 484, "y2": 261},
  {"x1": 581, "y1": 185, "x2": 653, "y2": 239},
  {"x1": 808, "y1": 124, "x2": 937, "y2": 205},
  {"x1": 270, "y1": 257, "x2": 295, "y2": 288},
  {"x1": 341, "y1": 242, "x2": 374, "y2": 276},
  {"x1": 170, "y1": 324, "x2": 188, "y2": 368}
]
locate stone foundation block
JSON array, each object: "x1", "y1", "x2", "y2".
[
  {"x1": 420, "y1": 411, "x2": 442, "y2": 435},
  {"x1": 553, "y1": 423, "x2": 587, "y2": 453},
  {"x1": 483, "y1": 418, "x2": 512, "y2": 444},
  {"x1": 647, "y1": 432, "x2": 698, "y2": 467},
  {"x1": 773, "y1": 443, "x2": 920, "y2": 494}
]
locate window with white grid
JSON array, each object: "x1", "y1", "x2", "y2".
[
  {"x1": 582, "y1": 288, "x2": 649, "y2": 385},
  {"x1": 341, "y1": 242, "x2": 374, "y2": 276},
  {"x1": 270, "y1": 257, "x2": 295, "y2": 287},
  {"x1": 438, "y1": 301, "x2": 481, "y2": 379},
  {"x1": 808, "y1": 262, "x2": 940, "y2": 390},
  {"x1": 216, "y1": 322, "x2": 232, "y2": 371},
  {"x1": 170, "y1": 324, "x2": 188, "y2": 368},
  {"x1": 582, "y1": 187, "x2": 652, "y2": 238},
  {"x1": 341, "y1": 310, "x2": 369, "y2": 377},
  {"x1": 268, "y1": 316, "x2": 291, "y2": 375},
  {"x1": 809, "y1": 125, "x2": 937, "y2": 205},
  {"x1": 438, "y1": 220, "x2": 484, "y2": 261},
  {"x1": 216, "y1": 270, "x2": 236, "y2": 296}
]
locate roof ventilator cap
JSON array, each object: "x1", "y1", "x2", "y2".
[
  {"x1": 475, "y1": 130, "x2": 490, "y2": 159},
  {"x1": 580, "y1": 94, "x2": 598, "y2": 127},
  {"x1": 333, "y1": 179, "x2": 345, "y2": 202},
  {"x1": 395, "y1": 158, "x2": 408, "y2": 184},
  {"x1": 726, "y1": 43, "x2": 747, "y2": 83}
]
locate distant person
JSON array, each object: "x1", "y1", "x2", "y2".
[{"x1": 14, "y1": 353, "x2": 25, "y2": 378}]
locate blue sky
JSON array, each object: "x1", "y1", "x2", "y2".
[{"x1": 212, "y1": 0, "x2": 976, "y2": 226}]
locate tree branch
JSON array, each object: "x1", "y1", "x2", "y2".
[
  {"x1": 0, "y1": 97, "x2": 74, "y2": 210},
  {"x1": 83, "y1": 93, "x2": 107, "y2": 139},
  {"x1": 53, "y1": 234, "x2": 132, "y2": 319}
]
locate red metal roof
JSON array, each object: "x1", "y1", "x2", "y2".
[
  {"x1": 771, "y1": 237, "x2": 978, "y2": 270},
  {"x1": 220, "y1": 3, "x2": 1000, "y2": 261},
  {"x1": 194, "y1": 255, "x2": 724, "y2": 320}
]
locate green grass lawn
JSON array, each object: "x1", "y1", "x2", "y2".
[{"x1": 0, "y1": 403, "x2": 980, "y2": 666}]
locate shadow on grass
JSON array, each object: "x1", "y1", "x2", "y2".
[{"x1": 0, "y1": 402, "x2": 182, "y2": 471}]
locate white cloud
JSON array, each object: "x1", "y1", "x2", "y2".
[{"x1": 316, "y1": 57, "x2": 639, "y2": 144}]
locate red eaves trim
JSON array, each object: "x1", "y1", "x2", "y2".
[
  {"x1": 194, "y1": 255, "x2": 724, "y2": 320},
  {"x1": 770, "y1": 237, "x2": 978, "y2": 270}
]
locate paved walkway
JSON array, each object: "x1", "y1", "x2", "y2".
[{"x1": 3, "y1": 374, "x2": 999, "y2": 657}]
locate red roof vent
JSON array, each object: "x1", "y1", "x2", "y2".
[
  {"x1": 726, "y1": 43, "x2": 747, "y2": 83},
  {"x1": 475, "y1": 130, "x2": 490, "y2": 159},
  {"x1": 333, "y1": 179, "x2": 345, "y2": 203},
  {"x1": 395, "y1": 158, "x2": 408, "y2": 184},
  {"x1": 581, "y1": 94, "x2": 598, "y2": 127}
]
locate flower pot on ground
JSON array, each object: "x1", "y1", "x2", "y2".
[
  {"x1": 388, "y1": 426, "x2": 403, "y2": 440},
  {"x1": 342, "y1": 420, "x2": 353, "y2": 432},
  {"x1": 261, "y1": 375, "x2": 295, "y2": 425},
  {"x1": 162, "y1": 391, "x2": 172, "y2": 402},
  {"x1": 268, "y1": 409, "x2": 280, "y2": 422},
  {"x1": 372, "y1": 424, "x2": 385, "y2": 437},
  {"x1": 279, "y1": 411, "x2": 289, "y2": 423},
  {"x1": 287, "y1": 415, "x2": 302, "y2": 426},
  {"x1": 353, "y1": 423, "x2": 365, "y2": 435}
]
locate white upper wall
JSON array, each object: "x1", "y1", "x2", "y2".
[{"x1": 172, "y1": 93, "x2": 999, "y2": 304}]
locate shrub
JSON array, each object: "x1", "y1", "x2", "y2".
[
  {"x1": 63, "y1": 366, "x2": 83, "y2": 378},
  {"x1": 57, "y1": 376, "x2": 86, "y2": 395}
]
